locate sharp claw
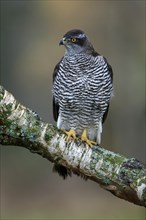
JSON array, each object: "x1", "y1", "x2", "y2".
[
  {"x1": 62, "y1": 129, "x2": 76, "y2": 142},
  {"x1": 81, "y1": 128, "x2": 97, "y2": 147},
  {"x1": 86, "y1": 139, "x2": 97, "y2": 147}
]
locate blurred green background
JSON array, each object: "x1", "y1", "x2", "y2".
[{"x1": 0, "y1": 0, "x2": 145, "y2": 219}]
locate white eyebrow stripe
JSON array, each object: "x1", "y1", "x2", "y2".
[{"x1": 76, "y1": 33, "x2": 86, "y2": 38}]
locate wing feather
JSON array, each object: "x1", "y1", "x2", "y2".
[
  {"x1": 52, "y1": 58, "x2": 63, "y2": 121},
  {"x1": 91, "y1": 51, "x2": 113, "y2": 124},
  {"x1": 102, "y1": 57, "x2": 113, "y2": 123}
]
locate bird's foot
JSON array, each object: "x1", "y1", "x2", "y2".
[
  {"x1": 62, "y1": 128, "x2": 76, "y2": 142},
  {"x1": 81, "y1": 128, "x2": 97, "y2": 147}
]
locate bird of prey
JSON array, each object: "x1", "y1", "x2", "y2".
[
  {"x1": 53, "y1": 29, "x2": 113, "y2": 144},
  {"x1": 52, "y1": 29, "x2": 113, "y2": 178}
]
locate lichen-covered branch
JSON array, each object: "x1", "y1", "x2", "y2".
[{"x1": 0, "y1": 85, "x2": 146, "y2": 207}]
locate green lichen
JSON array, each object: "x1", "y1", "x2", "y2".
[
  {"x1": 118, "y1": 159, "x2": 146, "y2": 189},
  {"x1": 45, "y1": 125, "x2": 60, "y2": 143},
  {"x1": 0, "y1": 94, "x2": 3, "y2": 101},
  {"x1": 0, "y1": 86, "x2": 5, "y2": 98},
  {"x1": 107, "y1": 154, "x2": 124, "y2": 165},
  {"x1": 142, "y1": 187, "x2": 146, "y2": 201},
  {"x1": 90, "y1": 146, "x2": 128, "y2": 186},
  {"x1": 0, "y1": 103, "x2": 12, "y2": 119},
  {"x1": 45, "y1": 132, "x2": 52, "y2": 142}
]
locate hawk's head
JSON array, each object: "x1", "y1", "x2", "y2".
[{"x1": 59, "y1": 29, "x2": 94, "y2": 54}]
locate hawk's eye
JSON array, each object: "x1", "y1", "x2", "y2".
[{"x1": 71, "y1": 38, "x2": 77, "y2": 43}]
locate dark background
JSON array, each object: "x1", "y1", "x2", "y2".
[{"x1": 0, "y1": 0, "x2": 145, "y2": 219}]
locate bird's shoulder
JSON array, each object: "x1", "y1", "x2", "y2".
[
  {"x1": 102, "y1": 56, "x2": 113, "y2": 82},
  {"x1": 90, "y1": 51, "x2": 113, "y2": 123},
  {"x1": 53, "y1": 57, "x2": 64, "y2": 82},
  {"x1": 91, "y1": 50, "x2": 113, "y2": 82}
]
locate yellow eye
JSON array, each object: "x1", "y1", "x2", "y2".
[{"x1": 72, "y1": 38, "x2": 77, "y2": 43}]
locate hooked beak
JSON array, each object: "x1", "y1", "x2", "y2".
[
  {"x1": 59, "y1": 37, "x2": 67, "y2": 46},
  {"x1": 59, "y1": 39, "x2": 64, "y2": 46}
]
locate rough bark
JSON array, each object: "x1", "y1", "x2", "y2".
[{"x1": 0, "y1": 85, "x2": 146, "y2": 207}]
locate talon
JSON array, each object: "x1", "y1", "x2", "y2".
[
  {"x1": 62, "y1": 128, "x2": 76, "y2": 142},
  {"x1": 81, "y1": 128, "x2": 97, "y2": 147}
]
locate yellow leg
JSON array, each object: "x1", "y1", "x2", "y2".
[
  {"x1": 81, "y1": 128, "x2": 97, "y2": 147},
  {"x1": 62, "y1": 128, "x2": 76, "y2": 142}
]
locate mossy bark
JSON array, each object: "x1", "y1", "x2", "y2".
[{"x1": 0, "y1": 85, "x2": 146, "y2": 207}]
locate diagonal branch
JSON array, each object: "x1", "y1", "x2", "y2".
[{"x1": 0, "y1": 85, "x2": 146, "y2": 207}]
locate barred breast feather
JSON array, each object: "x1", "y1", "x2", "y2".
[{"x1": 53, "y1": 52, "x2": 113, "y2": 144}]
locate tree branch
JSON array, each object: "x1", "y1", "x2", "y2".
[{"x1": 0, "y1": 85, "x2": 146, "y2": 207}]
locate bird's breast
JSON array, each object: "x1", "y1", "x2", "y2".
[{"x1": 54, "y1": 54, "x2": 112, "y2": 109}]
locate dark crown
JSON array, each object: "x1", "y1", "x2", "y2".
[{"x1": 63, "y1": 29, "x2": 85, "y2": 38}]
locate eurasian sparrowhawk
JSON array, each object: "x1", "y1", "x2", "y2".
[{"x1": 52, "y1": 29, "x2": 113, "y2": 178}]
